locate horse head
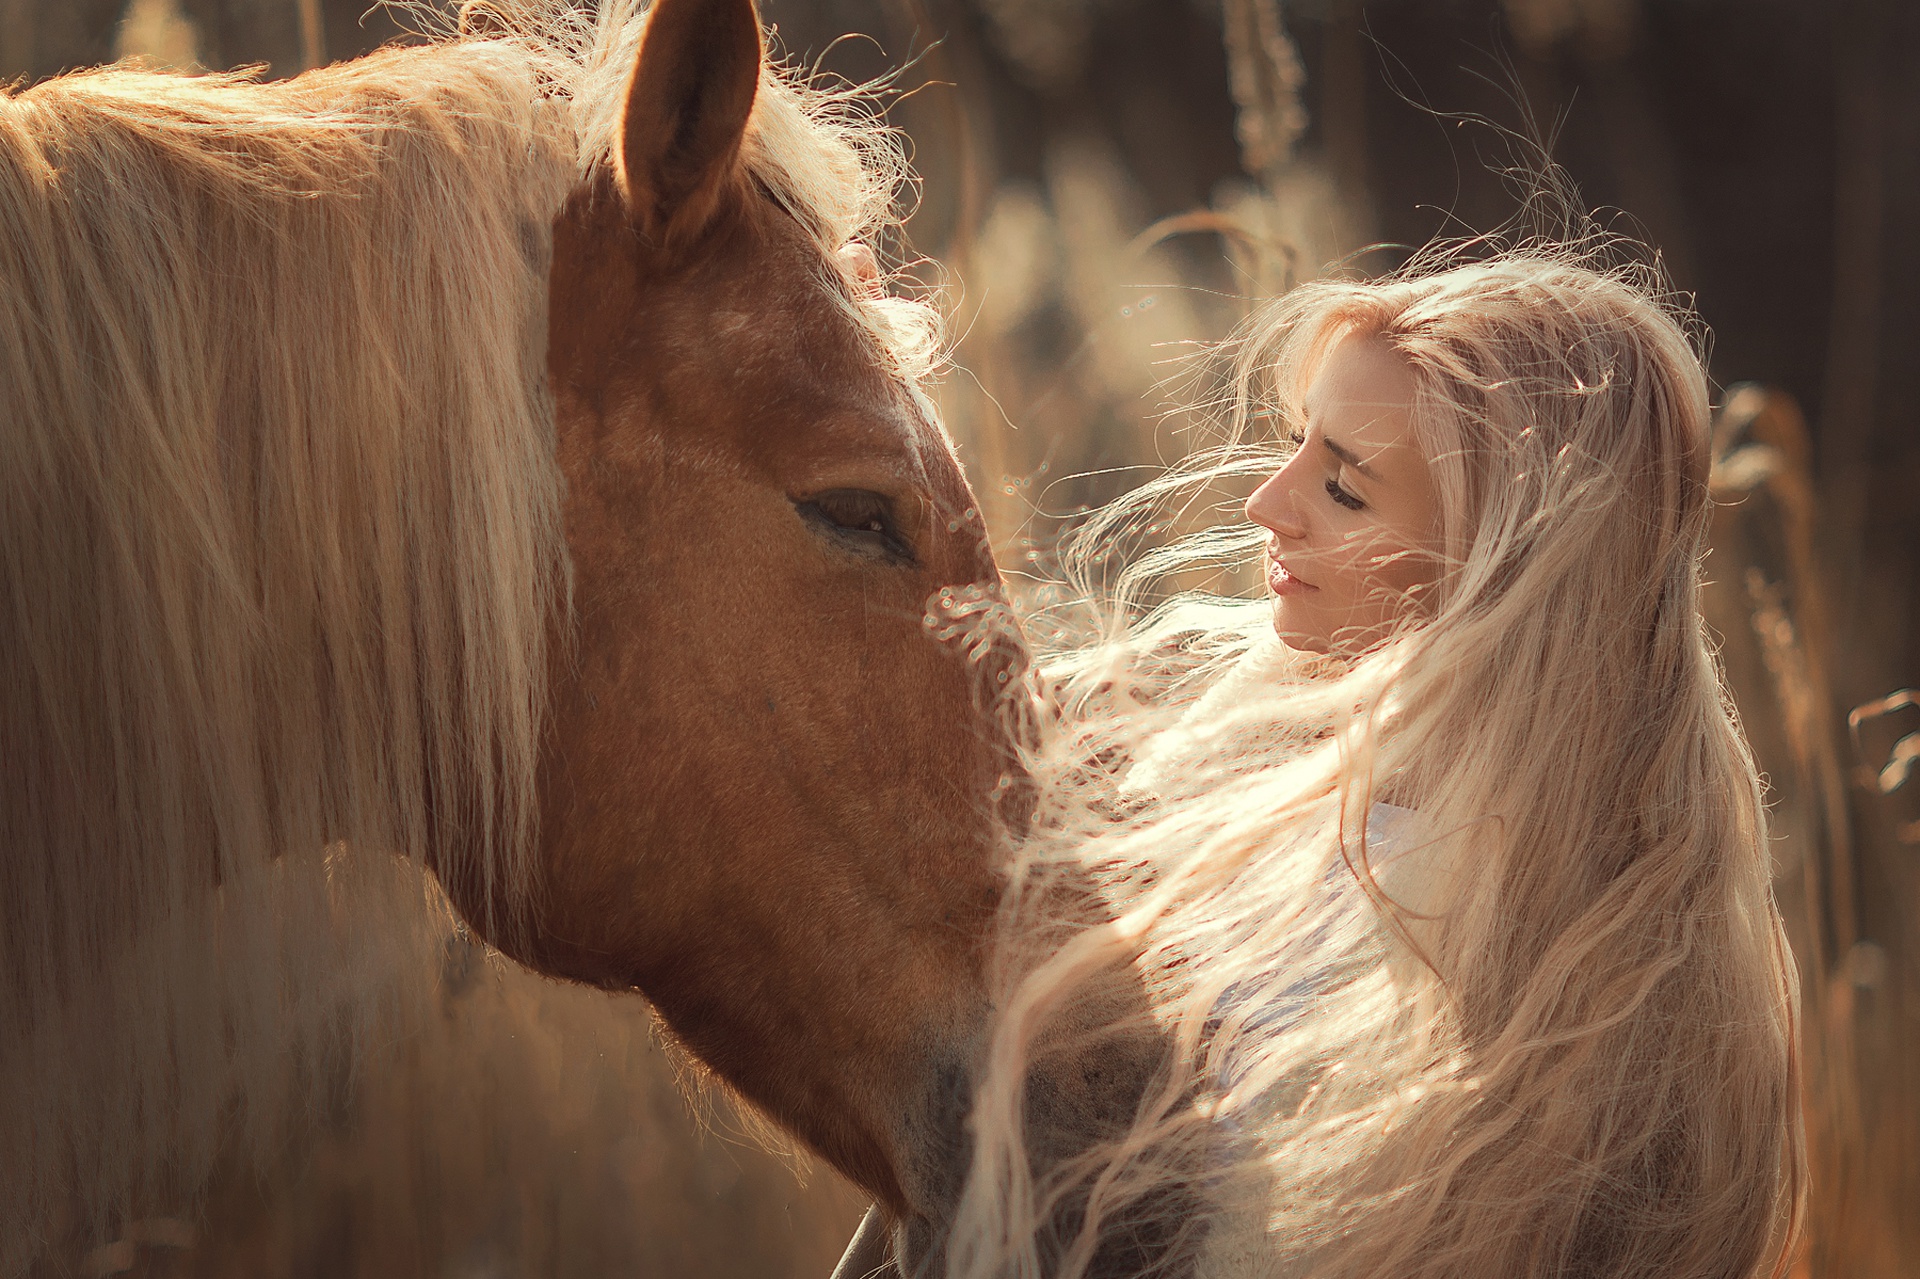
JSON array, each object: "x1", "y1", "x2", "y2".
[
  {"x1": 427, "y1": 0, "x2": 1178, "y2": 1268},
  {"x1": 0, "y1": 0, "x2": 1177, "y2": 1264}
]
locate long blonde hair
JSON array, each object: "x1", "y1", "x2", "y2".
[
  {"x1": 0, "y1": 2, "x2": 930, "y2": 1266},
  {"x1": 952, "y1": 248, "x2": 1804, "y2": 1278}
]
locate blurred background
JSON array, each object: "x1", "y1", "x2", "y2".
[{"x1": 5, "y1": 0, "x2": 1917, "y2": 1274}]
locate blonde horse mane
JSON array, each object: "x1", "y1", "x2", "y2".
[{"x1": 0, "y1": 3, "x2": 929, "y2": 1265}]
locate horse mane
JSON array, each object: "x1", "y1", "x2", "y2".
[{"x1": 0, "y1": 3, "x2": 930, "y2": 1263}]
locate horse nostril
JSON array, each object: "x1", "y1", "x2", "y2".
[
  {"x1": 866, "y1": 1011, "x2": 1200, "y2": 1279},
  {"x1": 960, "y1": 942, "x2": 1204, "y2": 1279}
]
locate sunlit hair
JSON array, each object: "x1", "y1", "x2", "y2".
[
  {"x1": 0, "y1": 2, "x2": 932, "y2": 1263},
  {"x1": 952, "y1": 246, "x2": 1805, "y2": 1277}
]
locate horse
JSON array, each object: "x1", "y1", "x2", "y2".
[{"x1": 0, "y1": 1, "x2": 1175, "y2": 1272}]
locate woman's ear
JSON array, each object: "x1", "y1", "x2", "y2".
[{"x1": 616, "y1": 0, "x2": 762, "y2": 248}]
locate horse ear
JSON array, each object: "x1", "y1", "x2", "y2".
[{"x1": 617, "y1": 0, "x2": 762, "y2": 247}]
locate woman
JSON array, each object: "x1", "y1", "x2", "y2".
[{"x1": 944, "y1": 246, "x2": 1805, "y2": 1279}]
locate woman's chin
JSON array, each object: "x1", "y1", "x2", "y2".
[{"x1": 1270, "y1": 604, "x2": 1331, "y2": 653}]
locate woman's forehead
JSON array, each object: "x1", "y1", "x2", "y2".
[{"x1": 1304, "y1": 335, "x2": 1420, "y2": 453}]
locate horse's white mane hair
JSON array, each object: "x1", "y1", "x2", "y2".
[{"x1": 0, "y1": 3, "x2": 929, "y2": 1265}]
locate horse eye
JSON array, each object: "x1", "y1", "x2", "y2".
[{"x1": 793, "y1": 489, "x2": 915, "y2": 564}]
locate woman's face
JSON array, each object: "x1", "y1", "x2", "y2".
[{"x1": 1245, "y1": 335, "x2": 1442, "y2": 654}]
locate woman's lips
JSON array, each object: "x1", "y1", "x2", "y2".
[{"x1": 1266, "y1": 555, "x2": 1318, "y2": 596}]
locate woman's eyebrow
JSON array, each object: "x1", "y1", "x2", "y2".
[{"x1": 1321, "y1": 434, "x2": 1382, "y2": 481}]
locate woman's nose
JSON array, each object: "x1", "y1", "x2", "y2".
[{"x1": 1246, "y1": 468, "x2": 1307, "y2": 540}]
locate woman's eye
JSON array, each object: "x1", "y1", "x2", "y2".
[
  {"x1": 794, "y1": 489, "x2": 915, "y2": 563},
  {"x1": 1324, "y1": 477, "x2": 1366, "y2": 512}
]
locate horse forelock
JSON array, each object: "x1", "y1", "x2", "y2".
[{"x1": 0, "y1": 3, "x2": 938, "y2": 1263}]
